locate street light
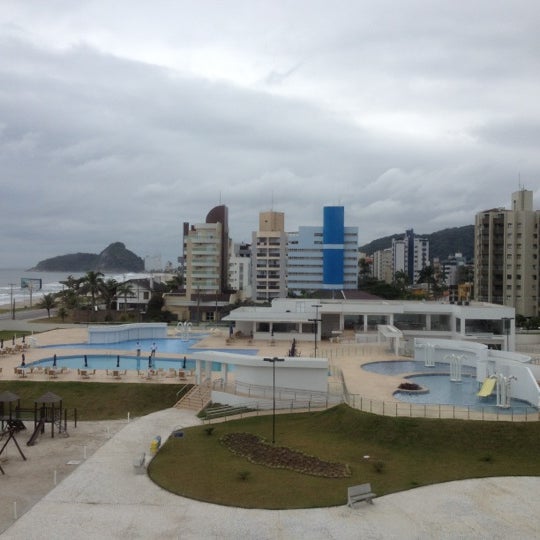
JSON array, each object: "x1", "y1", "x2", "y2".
[
  {"x1": 309, "y1": 304, "x2": 322, "y2": 357},
  {"x1": 263, "y1": 356, "x2": 284, "y2": 444},
  {"x1": 502, "y1": 317, "x2": 513, "y2": 351}
]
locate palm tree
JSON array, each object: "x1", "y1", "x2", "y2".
[
  {"x1": 100, "y1": 278, "x2": 119, "y2": 314},
  {"x1": 393, "y1": 270, "x2": 410, "y2": 296},
  {"x1": 37, "y1": 293, "x2": 56, "y2": 318},
  {"x1": 81, "y1": 271, "x2": 104, "y2": 310},
  {"x1": 57, "y1": 306, "x2": 68, "y2": 322},
  {"x1": 417, "y1": 266, "x2": 436, "y2": 297},
  {"x1": 166, "y1": 273, "x2": 184, "y2": 292},
  {"x1": 117, "y1": 282, "x2": 135, "y2": 312}
]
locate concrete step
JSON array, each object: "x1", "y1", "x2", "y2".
[{"x1": 175, "y1": 384, "x2": 211, "y2": 411}]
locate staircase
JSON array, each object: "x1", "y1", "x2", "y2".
[{"x1": 175, "y1": 384, "x2": 211, "y2": 412}]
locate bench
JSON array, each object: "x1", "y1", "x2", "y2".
[
  {"x1": 133, "y1": 452, "x2": 146, "y2": 474},
  {"x1": 347, "y1": 483, "x2": 375, "y2": 507}
]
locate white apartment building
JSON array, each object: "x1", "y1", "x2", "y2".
[
  {"x1": 183, "y1": 204, "x2": 230, "y2": 299},
  {"x1": 474, "y1": 189, "x2": 540, "y2": 317},
  {"x1": 392, "y1": 229, "x2": 429, "y2": 284},
  {"x1": 228, "y1": 242, "x2": 251, "y2": 298},
  {"x1": 372, "y1": 247, "x2": 393, "y2": 283}
]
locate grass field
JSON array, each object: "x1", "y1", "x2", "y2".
[
  {"x1": 0, "y1": 381, "x2": 190, "y2": 421},
  {"x1": 149, "y1": 404, "x2": 540, "y2": 509}
]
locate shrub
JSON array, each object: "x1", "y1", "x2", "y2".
[{"x1": 237, "y1": 470, "x2": 251, "y2": 481}]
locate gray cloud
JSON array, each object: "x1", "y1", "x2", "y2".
[{"x1": 0, "y1": 1, "x2": 539, "y2": 267}]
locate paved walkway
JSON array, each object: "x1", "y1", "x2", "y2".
[{"x1": 2, "y1": 407, "x2": 540, "y2": 540}]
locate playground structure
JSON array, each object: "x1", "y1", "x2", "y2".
[{"x1": 0, "y1": 390, "x2": 76, "y2": 454}]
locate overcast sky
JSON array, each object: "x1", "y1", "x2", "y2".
[{"x1": 1, "y1": 1, "x2": 539, "y2": 269}]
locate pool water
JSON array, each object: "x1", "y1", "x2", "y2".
[
  {"x1": 394, "y1": 374, "x2": 536, "y2": 414},
  {"x1": 362, "y1": 360, "x2": 475, "y2": 377},
  {"x1": 28, "y1": 354, "x2": 233, "y2": 372},
  {"x1": 44, "y1": 337, "x2": 258, "y2": 357},
  {"x1": 362, "y1": 360, "x2": 537, "y2": 413}
]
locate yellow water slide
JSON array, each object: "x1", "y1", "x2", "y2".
[{"x1": 477, "y1": 377, "x2": 497, "y2": 397}]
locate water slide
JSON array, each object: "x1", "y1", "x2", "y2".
[
  {"x1": 477, "y1": 377, "x2": 497, "y2": 397},
  {"x1": 26, "y1": 418, "x2": 46, "y2": 446}
]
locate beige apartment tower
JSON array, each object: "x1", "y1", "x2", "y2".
[
  {"x1": 252, "y1": 211, "x2": 288, "y2": 301},
  {"x1": 474, "y1": 189, "x2": 539, "y2": 317}
]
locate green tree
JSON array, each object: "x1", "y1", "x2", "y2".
[
  {"x1": 358, "y1": 258, "x2": 371, "y2": 287},
  {"x1": 81, "y1": 271, "x2": 104, "y2": 310},
  {"x1": 166, "y1": 273, "x2": 184, "y2": 292},
  {"x1": 57, "y1": 306, "x2": 68, "y2": 322},
  {"x1": 37, "y1": 293, "x2": 56, "y2": 318},
  {"x1": 417, "y1": 265, "x2": 436, "y2": 297},
  {"x1": 393, "y1": 270, "x2": 410, "y2": 295},
  {"x1": 100, "y1": 278, "x2": 119, "y2": 314},
  {"x1": 117, "y1": 282, "x2": 135, "y2": 312}
]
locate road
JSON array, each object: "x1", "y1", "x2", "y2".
[{"x1": 0, "y1": 308, "x2": 49, "y2": 321}]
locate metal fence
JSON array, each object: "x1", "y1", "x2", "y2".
[{"x1": 344, "y1": 393, "x2": 539, "y2": 422}]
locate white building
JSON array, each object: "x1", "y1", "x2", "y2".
[
  {"x1": 287, "y1": 207, "x2": 358, "y2": 293},
  {"x1": 225, "y1": 297, "x2": 516, "y2": 352},
  {"x1": 228, "y1": 242, "x2": 251, "y2": 298},
  {"x1": 392, "y1": 229, "x2": 429, "y2": 284}
]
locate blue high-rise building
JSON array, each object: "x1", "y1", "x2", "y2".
[
  {"x1": 323, "y1": 206, "x2": 345, "y2": 289},
  {"x1": 287, "y1": 206, "x2": 358, "y2": 293}
]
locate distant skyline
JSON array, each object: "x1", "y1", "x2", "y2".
[{"x1": 1, "y1": 1, "x2": 539, "y2": 268}]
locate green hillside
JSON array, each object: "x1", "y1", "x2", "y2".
[{"x1": 360, "y1": 225, "x2": 474, "y2": 261}]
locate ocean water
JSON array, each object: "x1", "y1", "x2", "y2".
[{"x1": 0, "y1": 268, "x2": 157, "y2": 307}]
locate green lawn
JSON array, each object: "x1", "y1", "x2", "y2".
[
  {"x1": 149, "y1": 404, "x2": 540, "y2": 509},
  {"x1": 0, "y1": 381, "x2": 190, "y2": 421}
]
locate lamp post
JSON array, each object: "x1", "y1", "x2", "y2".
[
  {"x1": 502, "y1": 317, "x2": 513, "y2": 351},
  {"x1": 309, "y1": 304, "x2": 322, "y2": 357},
  {"x1": 263, "y1": 356, "x2": 284, "y2": 444}
]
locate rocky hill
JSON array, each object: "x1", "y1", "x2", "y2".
[
  {"x1": 31, "y1": 242, "x2": 145, "y2": 272},
  {"x1": 359, "y1": 225, "x2": 474, "y2": 261}
]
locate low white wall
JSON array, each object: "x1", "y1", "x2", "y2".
[
  {"x1": 88, "y1": 323, "x2": 168, "y2": 344},
  {"x1": 235, "y1": 361, "x2": 328, "y2": 393}
]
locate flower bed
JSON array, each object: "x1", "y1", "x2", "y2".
[{"x1": 221, "y1": 432, "x2": 351, "y2": 478}]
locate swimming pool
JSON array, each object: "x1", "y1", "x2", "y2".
[
  {"x1": 44, "y1": 337, "x2": 257, "y2": 357},
  {"x1": 28, "y1": 354, "x2": 239, "y2": 372},
  {"x1": 362, "y1": 360, "x2": 537, "y2": 413},
  {"x1": 362, "y1": 360, "x2": 476, "y2": 377},
  {"x1": 394, "y1": 374, "x2": 537, "y2": 414}
]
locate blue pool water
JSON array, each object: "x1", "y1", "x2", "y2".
[
  {"x1": 362, "y1": 360, "x2": 475, "y2": 376},
  {"x1": 363, "y1": 361, "x2": 536, "y2": 413},
  {"x1": 44, "y1": 337, "x2": 258, "y2": 357},
  {"x1": 394, "y1": 374, "x2": 536, "y2": 414},
  {"x1": 28, "y1": 354, "x2": 239, "y2": 372}
]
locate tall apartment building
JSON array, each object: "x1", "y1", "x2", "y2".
[
  {"x1": 183, "y1": 205, "x2": 229, "y2": 298},
  {"x1": 372, "y1": 247, "x2": 393, "y2": 283},
  {"x1": 392, "y1": 229, "x2": 429, "y2": 284},
  {"x1": 251, "y1": 211, "x2": 288, "y2": 301},
  {"x1": 229, "y1": 241, "x2": 251, "y2": 298},
  {"x1": 287, "y1": 206, "x2": 358, "y2": 293},
  {"x1": 474, "y1": 189, "x2": 539, "y2": 317}
]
